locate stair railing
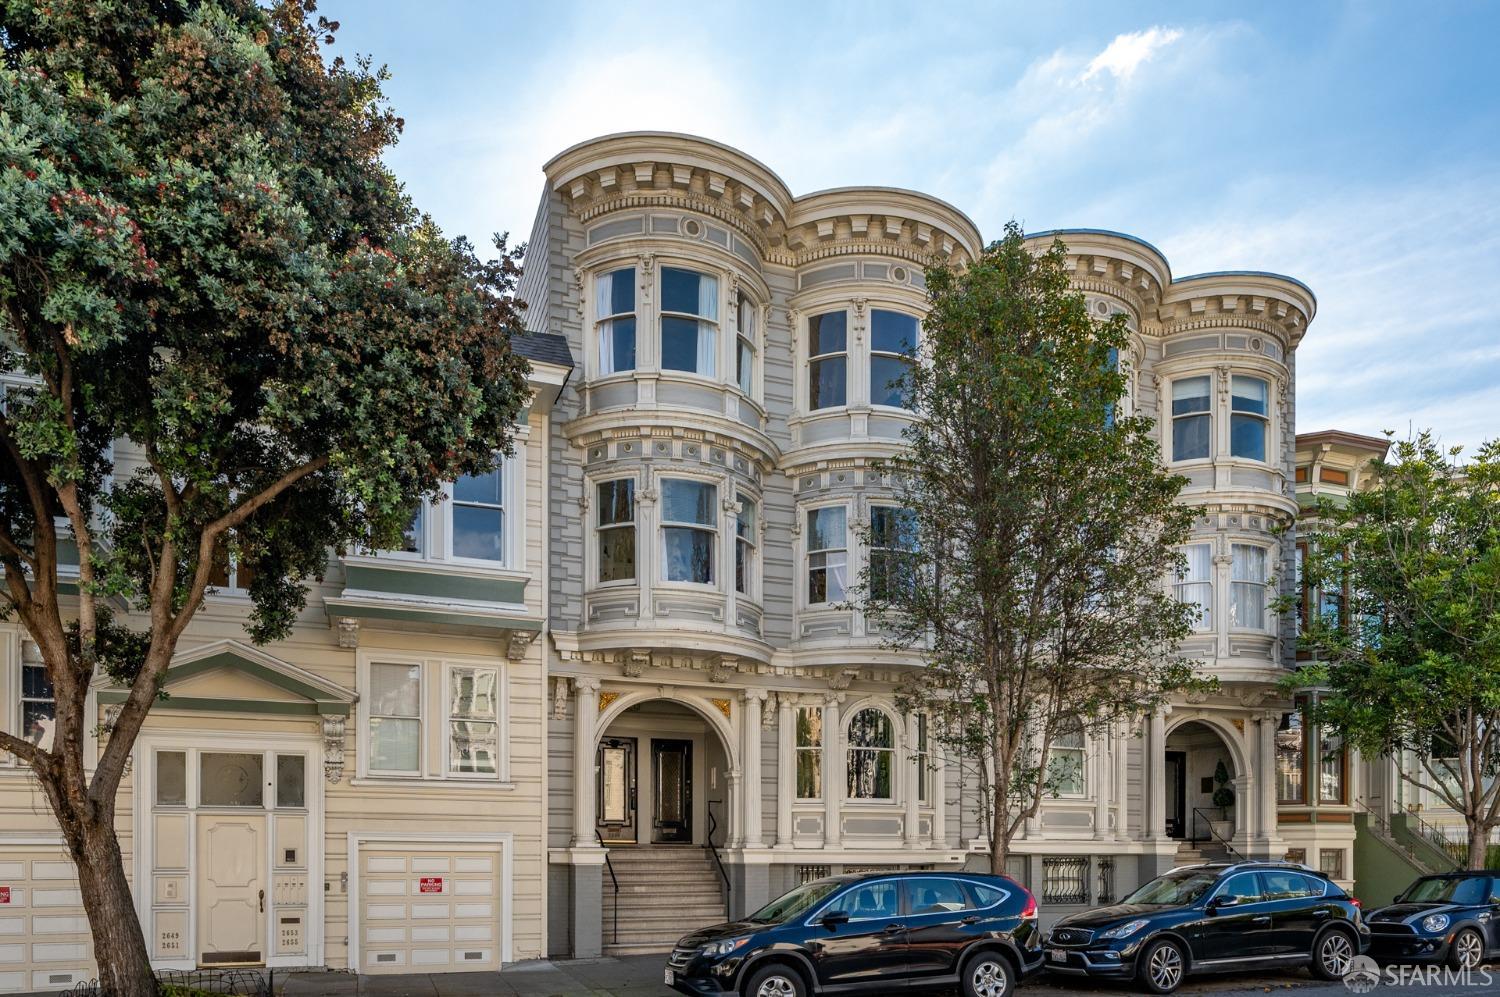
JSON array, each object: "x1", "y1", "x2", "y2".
[
  {"x1": 1190, "y1": 806, "x2": 1244, "y2": 862},
  {"x1": 595, "y1": 828, "x2": 619, "y2": 944},
  {"x1": 1352, "y1": 798, "x2": 1436, "y2": 873},
  {"x1": 1401, "y1": 805, "x2": 1465, "y2": 870},
  {"x1": 706, "y1": 802, "x2": 731, "y2": 912}
]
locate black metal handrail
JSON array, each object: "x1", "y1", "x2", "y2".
[
  {"x1": 1400, "y1": 804, "x2": 1465, "y2": 870},
  {"x1": 1190, "y1": 806, "x2": 1244, "y2": 862},
  {"x1": 596, "y1": 828, "x2": 619, "y2": 943},
  {"x1": 1352, "y1": 797, "x2": 1440, "y2": 873},
  {"x1": 706, "y1": 802, "x2": 731, "y2": 910}
]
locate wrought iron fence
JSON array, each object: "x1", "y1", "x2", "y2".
[
  {"x1": 63, "y1": 969, "x2": 271, "y2": 997},
  {"x1": 1096, "y1": 856, "x2": 1115, "y2": 905},
  {"x1": 797, "y1": 864, "x2": 830, "y2": 883},
  {"x1": 1042, "y1": 856, "x2": 1089, "y2": 905}
]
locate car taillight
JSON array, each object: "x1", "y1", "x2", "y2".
[
  {"x1": 1021, "y1": 891, "x2": 1037, "y2": 920},
  {"x1": 1351, "y1": 898, "x2": 1361, "y2": 909}
]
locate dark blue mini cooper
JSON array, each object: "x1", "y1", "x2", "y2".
[
  {"x1": 1046, "y1": 862, "x2": 1368, "y2": 993},
  {"x1": 665, "y1": 871, "x2": 1043, "y2": 997},
  {"x1": 1366, "y1": 871, "x2": 1500, "y2": 969}
]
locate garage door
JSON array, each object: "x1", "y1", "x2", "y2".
[
  {"x1": 359, "y1": 848, "x2": 502, "y2": 974},
  {"x1": 0, "y1": 848, "x2": 93, "y2": 994}
]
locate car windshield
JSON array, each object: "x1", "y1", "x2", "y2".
[
  {"x1": 747, "y1": 879, "x2": 845, "y2": 924},
  {"x1": 1123, "y1": 870, "x2": 1222, "y2": 906},
  {"x1": 1401, "y1": 876, "x2": 1491, "y2": 906}
]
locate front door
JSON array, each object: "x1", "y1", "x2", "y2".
[
  {"x1": 1165, "y1": 751, "x2": 1187, "y2": 838},
  {"x1": 196, "y1": 814, "x2": 266, "y2": 966},
  {"x1": 651, "y1": 739, "x2": 692, "y2": 844},
  {"x1": 596, "y1": 736, "x2": 638, "y2": 843}
]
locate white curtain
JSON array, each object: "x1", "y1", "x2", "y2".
[
  {"x1": 697, "y1": 275, "x2": 718, "y2": 377},
  {"x1": 595, "y1": 272, "x2": 615, "y2": 375},
  {"x1": 1231, "y1": 545, "x2": 1267, "y2": 630},
  {"x1": 1177, "y1": 543, "x2": 1213, "y2": 630}
]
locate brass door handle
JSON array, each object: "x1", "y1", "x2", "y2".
[{"x1": 258, "y1": 889, "x2": 265, "y2": 913}]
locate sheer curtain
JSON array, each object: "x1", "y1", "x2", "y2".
[
  {"x1": 1177, "y1": 543, "x2": 1214, "y2": 630},
  {"x1": 595, "y1": 272, "x2": 615, "y2": 375},
  {"x1": 1231, "y1": 545, "x2": 1267, "y2": 629},
  {"x1": 696, "y1": 274, "x2": 718, "y2": 377}
]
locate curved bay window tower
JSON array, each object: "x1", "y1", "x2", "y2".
[{"x1": 520, "y1": 136, "x2": 1315, "y2": 957}]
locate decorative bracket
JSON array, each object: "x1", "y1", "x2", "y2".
[
  {"x1": 322, "y1": 715, "x2": 346, "y2": 784},
  {"x1": 336, "y1": 617, "x2": 360, "y2": 649},
  {"x1": 506, "y1": 629, "x2": 538, "y2": 662}
]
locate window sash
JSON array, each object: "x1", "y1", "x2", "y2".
[
  {"x1": 796, "y1": 707, "x2": 823, "y2": 800},
  {"x1": 735, "y1": 497, "x2": 756, "y2": 595},
  {"x1": 1048, "y1": 747, "x2": 1087, "y2": 796},
  {"x1": 736, "y1": 292, "x2": 756, "y2": 395},
  {"x1": 847, "y1": 748, "x2": 894, "y2": 800},
  {"x1": 1231, "y1": 544, "x2": 1268, "y2": 630},
  {"x1": 1276, "y1": 706, "x2": 1307, "y2": 804},
  {"x1": 596, "y1": 479, "x2": 637, "y2": 584},
  {"x1": 808, "y1": 312, "x2": 848, "y2": 410},
  {"x1": 1172, "y1": 376, "x2": 1211, "y2": 461},
  {"x1": 20, "y1": 661, "x2": 55, "y2": 749},
  {"x1": 660, "y1": 268, "x2": 718, "y2": 376},
  {"x1": 596, "y1": 268, "x2": 637, "y2": 375},
  {"x1": 1175, "y1": 543, "x2": 1214, "y2": 630}
]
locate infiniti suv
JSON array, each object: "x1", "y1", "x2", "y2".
[
  {"x1": 664, "y1": 871, "x2": 1043, "y2": 997},
  {"x1": 1045, "y1": 861, "x2": 1368, "y2": 993}
]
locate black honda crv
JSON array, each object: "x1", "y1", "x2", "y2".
[
  {"x1": 1045, "y1": 861, "x2": 1369, "y2": 993},
  {"x1": 664, "y1": 871, "x2": 1043, "y2": 997}
]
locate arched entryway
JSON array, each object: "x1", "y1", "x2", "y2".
[{"x1": 1164, "y1": 719, "x2": 1247, "y2": 850}]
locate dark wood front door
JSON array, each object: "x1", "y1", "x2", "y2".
[
  {"x1": 651, "y1": 739, "x2": 692, "y2": 844},
  {"x1": 1165, "y1": 750, "x2": 1187, "y2": 838},
  {"x1": 596, "y1": 736, "x2": 637, "y2": 843}
]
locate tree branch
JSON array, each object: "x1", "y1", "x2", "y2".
[{"x1": 0, "y1": 729, "x2": 41, "y2": 766}]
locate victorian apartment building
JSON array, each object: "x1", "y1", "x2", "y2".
[{"x1": 0, "y1": 132, "x2": 1450, "y2": 988}]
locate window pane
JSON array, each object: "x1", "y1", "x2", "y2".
[
  {"x1": 737, "y1": 338, "x2": 753, "y2": 394},
  {"x1": 808, "y1": 312, "x2": 846, "y2": 355},
  {"x1": 450, "y1": 720, "x2": 498, "y2": 775},
  {"x1": 661, "y1": 267, "x2": 702, "y2": 315},
  {"x1": 809, "y1": 356, "x2": 847, "y2": 409},
  {"x1": 156, "y1": 751, "x2": 187, "y2": 806},
  {"x1": 662, "y1": 480, "x2": 717, "y2": 525},
  {"x1": 906, "y1": 878, "x2": 974, "y2": 914},
  {"x1": 370, "y1": 717, "x2": 420, "y2": 772},
  {"x1": 807, "y1": 507, "x2": 846, "y2": 551},
  {"x1": 796, "y1": 707, "x2": 823, "y2": 748},
  {"x1": 1173, "y1": 413, "x2": 1210, "y2": 460},
  {"x1": 21, "y1": 661, "x2": 53, "y2": 700},
  {"x1": 871, "y1": 310, "x2": 918, "y2": 355},
  {"x1": 796, "y1": 749, "x2": 822, "y2": 799},
  {"x1": 199, "y1": 752, "x2": 265, "y2": 808},
  {"x1": 276, "y1": 754, "x2": 306, "y2": 808},
  {"x1": 1320, "y1": 730, "x2": 1345, "y2": 803},
  {"x1": 1277, "y1": 710, "x2": 1306, "y2": 803},
  {"x1": 870, "y1": 354, "x2": 912, "y2": 408},
  {"x1": 371, "y1": 663, "x2": 421, "y2": 717},
  {"x1": 401, "y1": 505, "x2": 424, "y2": 554},
  {"x1": 1233, "y1": 545, "x2": 1267, "y2": 581},
  {"x1": 603, "y1": 267, "x2": 635, "y2": 316},
  {"x1": 1230, "y1": 413, "x2": 1266, "y2": 460},
  {"x1": 606, "y1": 316, "x2": 636, "y2": 372},
  {"x1": 661, "y1": 316, "x2": 703, "y2": 372},
  {"x1": 599, "y1": 526, "x2": 636, "y2": 582},
  {"x1": 22, "y1": 699, "x2": 55, "y2": 748},
  {"x1": 1231, "y1": 376, "x2": 1268, "y2": 415},
  {"x1": 1172, "y1": 376, "x2": 1211, "y2": 413},
  {"x1": 848, "y1": 709, "x2": 893, "y2": 748},
  {"x1": 598, "y1": 480, "x2": 634, "y2": 526},
  {"x1": 847, "y1": 749, "x2": 893, "y2": 798},
  {"x1": 452, "y1": 505, "x2": 504, "y2": 560},
  {"x1": 808, "y1": 551, "x2": 847, "y2": 604},
  {"x1": 450, "y1": 666, "x2": 498, "y2": 720},
  {"x1": 453, "y1": 466, "x2": 501, "y2": 505},
  {"x1": 664, "y1": 527, "x2": 714, "y2": 583},
  {"x1": 826, "y1": 881, "x2": 898, "y2": 919}
]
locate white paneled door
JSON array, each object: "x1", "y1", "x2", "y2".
[{"x1": 196, "y1": 816, "x2": 266, "y2": 966}]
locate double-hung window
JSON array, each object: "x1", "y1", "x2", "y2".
[
  {"x1": 595, "y1": 267, "x2": 636, "y2": 375},
  {"x1": 447, "y1": 664, "x2": 500, "y2": 776},
  {"x1": 1230, "y1": 375, "x2": 1269, "y2": 461},
  {"x1": 1047, "y1": 723, "x2": 1087, "y2": 796},
  {"x1": 870, "y1": 310, "x2": 917, "y2": 408},
  {"x1": 735, "y1": 496, "x2": 756, "y2": 595},
  {"x1": 1319, "y1": 727, "x2": 1346, "y2": 804},
  {"x1": 869, "y1": 505, "x2": 916, "y2": 601},
  {"x1": 846, "y1": 708, "x2": 895, "y2": 800},
  {"x1": 1172, "y1": 376, "x2": 1211, "y2": 460},
  {"x1": 660, "y1": 267, "x2": 718, "y2": 377},
  {"x1": 597, "y1": 479, "x2": 636, "y2": 583},
  {"x1": 20, "y1": 650, "x2": 55, "y2": 750},
  {"x1": 915, "y1": 714, "x2": 930, "y2": 805},
  {"x1": 1276, "y1": 700, "x2": 1308, "y2": 804},
  {"x1": 806, "y1": 506, "x2": 847, "y2": 605},
  {"x1": 1174, "y1": 543, "x2": 1214, "y2": 631},
  {"x1": 1230, "y1": 544, "x2": 1268, "y2": 630},
  {"x1": 207, "y1": 537, "x2": 255, "y2": 593},
  {"x1": 661, "y1": 479, "x2": 717, "y2": 584},
  {"x1": 451, "y1": 461, "x2": 504, "y2": 562},
  {"x1": 368, "y1": 662, "x2": 422, "y2": 775},
  {"x1": 736, "y1": 291, "x2": 756, "y2": 396},
  {"x1": 808, "y1": 312, "x2": 848, "y2": 410},
  {"x1": 796, "y1": 707, "x2": 823, "y2": 800}
]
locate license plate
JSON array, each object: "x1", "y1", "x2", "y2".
[
  {"x1": 1048, "y1": 949, "x2": 1067, "y2": 963},
  {"x1": 664, "y1": 969, "x2": 673, "y2": 985}
]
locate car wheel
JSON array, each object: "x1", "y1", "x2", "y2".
[
  {"x1": 962, "y1": 950, "x2": 1014, "y2": 997},
  {"x1": 1449, "y1": 927, "x2": 1484, "y2": 970},
  {"x1": 1136, "y1": 938, "x2": 1187, "y2": 994},
  {"x1": 1312, "y1": 929, "x2": 1356, "y2": 980},
  {"x1": 744, "y1": 963, "x2": 806, "y2": 997}
]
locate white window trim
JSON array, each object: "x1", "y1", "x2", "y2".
[
  {"x1": 845, "y1": 703, "x2": 901, "y2": 804},
  {"x1": 802, "y1": 501, "x2": 850, "y2": 609},
  {"x1": 355, "y1": 652, "x2": 512, "y2": 784},
  {"x1": 657, "y1": 474, "x2": 721, "y2": 589},
  {"x1": 361, "y1": 657, "x2": 426, "y2": 779},
  {"x1": 591, "y1": 474, "x2": 640, "y2": 589},
  {"x1": 594, "y1": 265, "x2": 638, "y2": 379},
  {"x1": 805, "y1": 308, "x2": 851, "y2": 413}
]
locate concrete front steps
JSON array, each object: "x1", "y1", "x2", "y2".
[
  {"x1": 600, "y1": 845, "x2": 729, "y2": 955},
  {"x1": 1174, "y1": 840, "x2": 1230, "y2": 865}
]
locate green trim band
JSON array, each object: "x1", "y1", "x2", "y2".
[
  {"x1": 345, "y1": 564, "x2": 527, "y2": 604},
  {"x1": 330, "y1": 601, "x2": 543, "y2": 632},
  {"x1": 97, "y1": 690, "x2": 347, "y2": 717}
]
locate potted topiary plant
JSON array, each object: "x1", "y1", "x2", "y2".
[{"x1": 1210, "y1": 761, "x2": 1235, "y2": 841}]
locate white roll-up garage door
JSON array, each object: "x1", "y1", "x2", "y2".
[
  {"x1": 359, "y1": 847, "x2": 502, "y2": 974},
  {"x1": 0, "y1": 848, "x2": 93, "y2": 994}
]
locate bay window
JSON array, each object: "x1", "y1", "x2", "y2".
[
  {"x1": 451, "y1": 462, "x2": 504, "y2": 562},
  {"x1": 736, "y1": 291, "x2": 756, "y2": 396},
  {"x1": 1175, "y1": 543, "x2": 1214, "y2": 630},
  {"x1": 869, "y1": 505, "x2": 916, "y2": 601},
  {"x1": 846, "y1": 708, "x2": 895, "y2": 800},
  {"x1": 447, "y1": 664, "x2": 500, "y2": 776},
  {"x1": 808, "y1": 311, "x2": 848, "y2": 410},
  {"x1": 806, "y1": 506, "x2": 847, "y2": 605},
  {"x1": 363, "y1": 658, "x2": 507, "y2": 781},
  {"x1": 596, "y1": 479, "x2": 636, "y2": 582},
  {"x1": 369, "y1": 662, "x2": 422, "y2": 775},
  {"x1": 1172, "y1": 376, "x2": 1211, "y2": 461},
  {"x1": 595, "y1": 267, "x2": 636, "y2": 374},
  {"x1": 1230, "y1": 544, "x2": 1269, "y2": 630},
  {"x1": 660, "y1": 267, "x2": 718, "y2": 376},
  {"x1": 796, "y1": 706, "x2": 823, "y2": 800},
  {"x1": 870, "y1": 310, "x2": 917, "y2": 408},
  {"x1": 661, "y1": 478, "x2": 717, "y2": 584},
  {"x1": 1230, "y1": 375, "x2": 1269, "y2": 460},
  {"x1": 735, "y1": 495, "x2": 756, "y2": 595}
]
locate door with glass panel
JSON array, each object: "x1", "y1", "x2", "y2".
[
  {"x1": 651, "y1": 739, "x2": 692, "y2": 844},
  {"x1": 596, "y1": 737, "x2": 638, "y2": 843}
]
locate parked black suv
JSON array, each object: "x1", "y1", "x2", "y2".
[
  {"x1": 1046, "y1": 861, "x2": 1368, "y2": 993},
  {"x1": 664, "y1": 871, "x2": 1043, "y2": 997},
  {"x1": 1367, "y1": 871, "x2": 1500, "y2": 969}
]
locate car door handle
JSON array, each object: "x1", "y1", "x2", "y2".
[
  {"x1": 1314, "y1": 910, "x2": 1331, "y2": 918},
  {"x1": 961, "y1": 916, "x2": 982, "y2": 924},
  {"x1": 883, "y1": 923, "x2": 906, "y2": 933},
  {"x1": 1251, "y1": 915, "x2": 1271, "y2": 925}
]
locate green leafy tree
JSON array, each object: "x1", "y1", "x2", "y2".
[
  {"x1": 1294, "y1": 432, "x2": 1500, "y2": 870},
  {"x1": 857, "y1": 223, "x2": 1202, "y2": 872},
  {"x1": 0, "y1": 3, "x2": 530, "y2": 992}
]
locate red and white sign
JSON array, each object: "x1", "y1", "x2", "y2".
[
  {"x1": 0, "y1": 887, "x2": 10, "y2": 905},
  {"x1": 418, "y1": 877, "x2": 443, "y2": 894}
]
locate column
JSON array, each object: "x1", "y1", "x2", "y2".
[
  {"x1": 1256, "y1": 712, "x2": 1279, "y2": 855},
  {"x1": 572, "y1": 676, "x2": 601, "y2": 846},
  {"x1": 1114, "y1": 722, "x2": 1129, "y2": 839},
  {"x1": 742, "y1": 690, "x2": 767, "y2": 847},
  {"x1": 903, "y1": 713, "x2": 922, "y2": 846},
  {"x1": 776, "y1": 695, "x2": 795, "y2": 848},
  {"x1": 823, "y1": 696, "x2": 843, "y2": 847},
  {"x1": 930, "y1": 746, "x2": 948, "y2": 849},
  {"x1": 1145, "y1": 709, "x2": 1167, "y2": 841},
  {"x1": 1093, "y1": 730, "x2": 1112, "y2": 840}
]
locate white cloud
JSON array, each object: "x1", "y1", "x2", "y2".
[{"x1": 1081, "y1": 27, "x2": 1185, "y2": 84}]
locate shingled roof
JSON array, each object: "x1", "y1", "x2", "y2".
[{"x1": 508, "y1": 332, "x2": 573, "y2": 368}]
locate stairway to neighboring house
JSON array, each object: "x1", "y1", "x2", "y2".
[
  {"x1": 601, "y1": 846, "x2": 730, "y2": 955},
  {"x1": 1174, "y1": 839, "x2": 1230, "y2": 866}
]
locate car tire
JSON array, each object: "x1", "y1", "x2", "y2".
[
  {"x1": 961, "y1": 950, "x2": 1014, "y2": 997},
  {"x1": 1448, "y1": 927, "x2": 1485, "y2": 970},
  {"x1": 743, "y1": 963, "x2": 807, "y2": 997},
  {"x1": 1311, "y1": 928, "x2": 1357, "y2": 980},
  {"x1": 1136, "y1": 938, "x2": 1187, "y2": 994}
]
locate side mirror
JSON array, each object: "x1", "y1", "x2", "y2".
[
  {"x1": 821, "y1": 911, "x2": 850, "y2": 928},
  {"x1": 1208, "y1": 894, "x2": 1240, "y2": 911}
]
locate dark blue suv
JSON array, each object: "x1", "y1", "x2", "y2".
[
  {"x1": 664, "y1": 871, "x2": 1043, "y2": 997},
  {"x1": 1046, "y1": 861, "x2": 1368, "y2": 993}
]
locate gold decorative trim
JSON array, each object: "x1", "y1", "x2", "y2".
[
  {"x1": 710, "y1": 698, "x2": 733, "y2": 720},
  {"x1": 599, "y1": 691, "x2": 621, "y2": 712}
]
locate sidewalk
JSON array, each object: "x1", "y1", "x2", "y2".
[{"x1": 275, "y1": 956, "x2": 673, "y2": 997}]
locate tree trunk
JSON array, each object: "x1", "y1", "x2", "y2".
[
  {"x1": 990, "y1": 803, "x2": 1007, "y2": 875},
  {"x1": 68, "y1": 812, "x2": 157, "y2": 997},
  {"x1": 1466, "y1": 820, "x2": 1490, "y2": 871}
]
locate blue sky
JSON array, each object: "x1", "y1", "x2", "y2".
[{"x1": 327, "y1": 1, "x2": 1500, "y2": 450}]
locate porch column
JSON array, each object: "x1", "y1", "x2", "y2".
[
  {"x1": 931, "y1": 746, "x2": 948, "y2": 848},
  {"x1": 742, "y1": 690, "x2": 767, "y2": 847},
  {"x1": 823, "y1": 696, "x2": 843, "y2": 847},
  {"x1": 1093, "y1": 730, "x2": 1112, "y2": 840},
  {"x1": 1255, "y1": 712, "x2": 1280, "y2": 856},
  {"x1": 776, "y1": 695, "x2": 795, "y2": 847},
  {"x1": 1145, "y1": 708, "x2": 1167, "y2": 841},
  {"x1": 572, "y1": 676, "x2": 601, "y2": 846},
  {"x1": 904, "y1": 713, "x2": 922, "y2": 846}
]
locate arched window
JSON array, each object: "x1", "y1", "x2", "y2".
[{"x1": 846, "y1": 708, "x2": 895, "y2": 800}]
